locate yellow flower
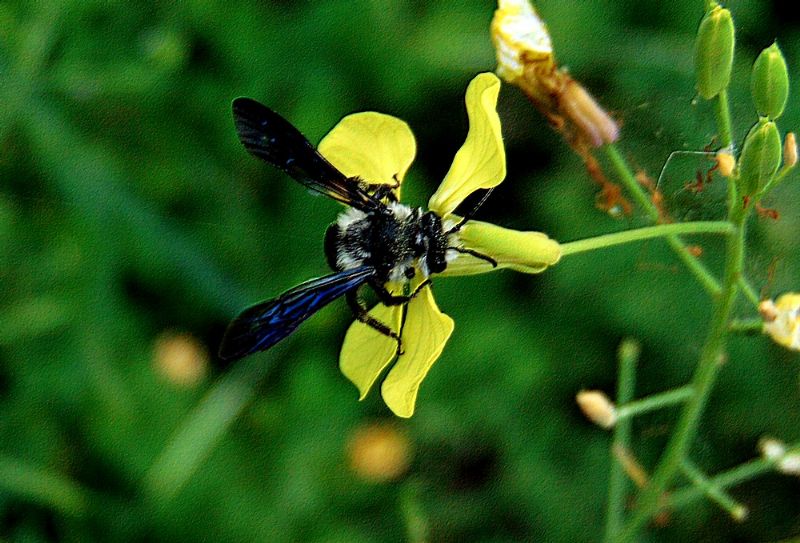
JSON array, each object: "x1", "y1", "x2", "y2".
[
  {"x1": 760, "y1": 293, "x2": 800, "y2": 351},
  {"x1": 314, "y1": 73, "x2": 560, "y2": 417}
]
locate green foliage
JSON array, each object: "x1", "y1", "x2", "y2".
[{"x1": 1, "y1": 1, "x2": 799, "y2": 542}]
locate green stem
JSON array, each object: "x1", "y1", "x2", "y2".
[
  {"x1": 604, "y1": 339, "x2": 640, "y2": 542},
  {"x1": 738, "y1": 277, "x2": 761, "y2": 307},
  {"x1": 680, "y1": 459, "x2": 748, "y2": 521},
  {"x1": 0, "y1": 456, "x2": 92, "y2": 517},
  {"x1": 560, "y1": 221, "x2": 733, "y2": 257},
  {"x1": 669, "y1": 446, "x2": 795, "y2": 509},
  {"x1": 715, "y1": 89, "x2": 734, "y2": 148},
  {"x1": 616, "y1": 174, "x2": 748, "y2": 542},
  {"x1": 616, "y1": 386, "x2": 694, "y2": 420},
  {"x1": 729, "y1": 318, "x2": 763, "y2": 334},
  {"x1": 603, "y1": 145, "x2": 723, "y2": 297}
]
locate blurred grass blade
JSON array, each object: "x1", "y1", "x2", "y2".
[{"x1": 0, "y1": 456, "x2": 91, "y2": 517}]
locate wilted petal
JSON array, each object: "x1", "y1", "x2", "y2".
[
  {"x1": 428, "y1": 73, "x2": 506, "y2": 217},
  {"x1": 381, "y1": 286, "x2": 454, "y2": 418},
  {"x1": 441, "y1": 219, "x2": 561, "y2": 276},
  {"x1": 491, "y1": 0, "x2": 554, "y2": 82},
  {"x1": 340, "y1": 303, "x2": 404, "y2": 399},
  {"x1": 318, "y1": 112, "x2": 416, "y2": 197}
]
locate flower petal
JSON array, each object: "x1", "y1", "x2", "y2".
[
  {"x1": 381, "y1": 286, "x2": 454, "y2": 418},
  {"x1": 762, "y1": 293, "x2": 800, "y2": 351},
  {"x1": 339, "y1": 303, "x2": 404, "y2": 400},
  {"x1": 318, "y1": 112, "x2": 416, "y2": 197},
  {"x1": 428, "y1": 73, "x2": 506, "y2": 217},
  {"x1": 440, "y1": 219, "x2": 561, "y2": 276}
]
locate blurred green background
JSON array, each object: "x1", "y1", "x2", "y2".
[{"x1": 2, "y1": 1, "x2": 799, "y2": 541}]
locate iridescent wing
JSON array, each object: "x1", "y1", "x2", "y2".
[
  {"x1": 232, "y1": 98, "x2": 384, "y2": 213},
  {"x1": 218, "y1": 266, "x2": 376, "y2": 361}
]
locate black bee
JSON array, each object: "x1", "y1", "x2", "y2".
[{"x1": 219, "y1": 98, "x2": 495, "y2": 361}]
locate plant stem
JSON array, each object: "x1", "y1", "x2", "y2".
[
  {"x1": 604, "y1": 339, "x2": 640, "y2": 542},
  {"x1": 729, "y1": 318, "x2": 763, "y2": 334},
  {"x1": 560, "y1": 221, "x2": 732, "y2": 257},
  {"x1": 669, "y1": 454, "x2": 783, "y2": 509},
  {"x1": 616, "y1": 386, "x2": 694, "y2": 420},
  {"x1": 715, "y1": 89, "x2": 734, "y2": 148},
  {"x1": 603, "y1": 145, "x2": 723, "y2": 297},
  {"x1": 680, "y1": 459, "x2": 748, "y2": 520},
  {"x1": 616, "y1": 175, "x2": 748, "y2": 542}
]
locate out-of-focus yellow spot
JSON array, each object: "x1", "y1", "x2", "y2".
[
  {"x1": 153, "y1": 331, "x2": 209, "y2": 387},
  {"x1": 347, "y1": 422, "x2": 412, "y2": 482}
]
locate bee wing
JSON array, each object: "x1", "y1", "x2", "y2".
[
  {"x1": 232, "y1": 98, "x2": 383, "y2": 212},
  {"x1": 219, "y1": 266, "x2": 376, "y2": 361}
]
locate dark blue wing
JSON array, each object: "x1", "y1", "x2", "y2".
[
  {"x1": 218, "y1": 266, "x2": 376, "y2": 361},
  {"x1": 232, "y1": 98, "x2": 383, "y2": 213}
]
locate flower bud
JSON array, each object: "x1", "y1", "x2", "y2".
[
  {"x1": 576, "y1": 390, "x2": 617, "y2": 429},
  {"x1": 716, "y1": 152, "x2": 736, "y2": 177},
  {"x1": 759, "y1": 436, "x2": 786, "y2": 460},
  {"x1": 694, "y1": 6, "x2": 735, "y2": 100},
  {"x1": 784, "y1": 132, "x2": 797, "y2": 168},
  {"x1": 751, "y1": 42, "x2": 789, "y2": 120},
  {"x1": 737, "y1": 119, "x2": 782, "y2": 196}
]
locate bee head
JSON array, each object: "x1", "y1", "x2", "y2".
[{"x1": 420, "y1": 211, "x2": 448, "y2": 275}]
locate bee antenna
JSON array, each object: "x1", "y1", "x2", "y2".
[{"x1": 445, "y1": 188, "x2": 495, "y2": 235}]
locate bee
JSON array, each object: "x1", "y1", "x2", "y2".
[{"x1": 219, "y1": 98, "x2": 495, "y2": 362}]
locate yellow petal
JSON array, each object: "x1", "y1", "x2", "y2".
[
  {"x1": 440, "y1": 219, "x2": 561, "y2": 276},
  {"x1": 428, "y1": 73, "x2": 506, "y2": 217},
  {"x1": 762, "y1": 293, "x2": 800, "y2": 351},
  {"x1": 318, "y1": 112, "x2": 416, "y2": 197},
  {"x1": 339, "y1": 303, "x2": 404, "y2": 400},
  {"x1": 381, "y1": 286, "x2": 454, "y2": 418}
]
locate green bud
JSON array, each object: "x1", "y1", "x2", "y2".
[
  {"x1": 738, "y1": 119, "x2": 782, "y2": 196},
  {"x1": 695, "y1": 6, "x2": 735, "y2": 100},
  {"x1": 751, "y1": 42, "x2": 789, "y2": 119}
]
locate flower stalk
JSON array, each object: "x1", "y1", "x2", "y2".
[
  {"x1": 616, "y1": 176, "x2": 750, "y2": 543},
  {"x1": 604, "y1": 339, "x2": 640, "y2": 542},
  {"x1": 560, "y1": 221, "x2": 732, "y2": 257},
  {"x1": 679, "y1": 459, "x2": 748, "y2": 521}
]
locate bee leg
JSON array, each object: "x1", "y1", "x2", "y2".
[
  {"x1": 346, "y1": 289, "x2": 403, "y2": 355},
  {"x1": 364, "y1": 174, "x2": 401, "y2": 202},
  {"x1": 448, "y1": 247, "x2": 498, "y2": 267},
  {"x1": 371, "y1": 279, "x2": 431, "y2": 306}
]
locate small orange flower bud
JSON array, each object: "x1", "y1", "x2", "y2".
[
  {"x1": 715, "y1": 152, "x2": 736, "y2": 177},
  {"x1": 347, "y1": 423, "x2": 412, "y2": 482},
  {"x1": 576, "y1": 390, "x2": 617, "y2": 429},
  {"x1": 153, "y1": 332, "x2": 209, "y2": 387},
  {"x1": 784, "y1": 132, "x2": 797, "y2": 168}
]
